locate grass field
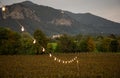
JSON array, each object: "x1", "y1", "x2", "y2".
[{"x1": 0, "y1": 53, "x2": 120, "y2": 78}]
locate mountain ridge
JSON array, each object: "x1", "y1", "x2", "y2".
[{"x1": 0, "y1": 1, "x2": 120, "y2": 36}]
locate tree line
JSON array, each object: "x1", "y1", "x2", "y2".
[
  {"x1": 54, "y1": 34, "x2": 120, "y2": 53},
  {"x1": 0, "y1": 27, "x2": 120, "y2": 55}
]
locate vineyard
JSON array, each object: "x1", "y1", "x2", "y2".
[{"x1": 0, "y1": 53, "x2": 120, "y2": 78}]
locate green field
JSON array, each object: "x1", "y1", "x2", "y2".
[{"x1": 0, "y1": 53, "x2": 120, "y2": 78}]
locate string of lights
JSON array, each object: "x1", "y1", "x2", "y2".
[
  {"x1": 17, "y1": 20, "x2": 36, "y2": 44},
  {"x1": 49, "y1": 53, "x2": 79, "y2": 64},
  {"x1": 15, "y1": 19, "x2": 37, "y2": 44},
  {"x1": 1, "y1": 2, "x2": 79, "y2": 65}
]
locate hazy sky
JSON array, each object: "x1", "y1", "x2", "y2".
[{"x1": 0, "y1": 0, "x2": 120, "y2": 23}]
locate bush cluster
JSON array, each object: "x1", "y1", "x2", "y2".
[{"x1": 0, "y1": 27, "x2": 120, "y2": 55}]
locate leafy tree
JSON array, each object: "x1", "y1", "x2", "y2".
[
  {"x1": 33, "y1": 29, "x2": 48, "y2": 54},
  {"x1": 97, "y1": 37, "x2": 112, "y2": 52},
  {"x1": 57, "y1": 34, "x2": 77, "y2": 53},
  {"x1": 79, "y1": 39, "x2": 87, "y2": 52},
  {"x1": 87, "y1": 37, "x2": 95, "y2": 52},
  {"x1": 8, "y1": 31, "x2": 21, "y2": 54},
  {"x1": 110, "y1": 39, "x2": 119, "y2": 52},
  {"x1": 79, "y1": 36, "x2": 95, "y2": 52},
  {"x1": 74, "y1": 34, "x2": 83, "y2": 42},
  {"x1": 20, "y1": 32, "x2": 35, "y2": 54},
  {"x1": 0, "y1": 27, "x2": 21, "y2": 54}
]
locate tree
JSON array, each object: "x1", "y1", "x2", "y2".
[
  {"x1": 87, "y1": 37, "x2": 95, "y2": 52},
  {"x1": 56, "y1": 34, "x2": 77, "y2": 53},
  {"x1": 79, "y1": 39, "x2": 87, "y2": 52},
  {"x1": 79, "y1": 36, "x2": 95, "y2": 52},
  {"x1": 74, "y1": 34, "x2": 83, "y2": 42},
  {"x1": 20, "y1": 32, "x2": 35, "y2": 54},
  {"x1": 0, "y1": 27, "x2": 21, "y2": 54},
  {"x1": 8, "y1": 31, "x2": 21, "y2": 54},
  {"x1": 110, "y1": 39, "x2": 119, "y2": 52},
  {"x1": 33, "y1": 29, "x2": 48, "y2": 54},
  {"x1": 97, "y1": 37, "x2": 112, "y2": 52}
]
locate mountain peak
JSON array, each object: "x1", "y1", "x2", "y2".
[
  {"x1": 6, "y1": 2, "x2": 40, "y2": 21},
  {"x1": 21, "y1": 1, "x2": 35, "y2": 5},
  {"x1": 0, "y1": 1, "x2": 120, "y2": 36}
]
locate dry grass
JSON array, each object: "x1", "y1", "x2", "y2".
[{"x1": 0, "y1": 53, "x2": 120, "y2": 78}]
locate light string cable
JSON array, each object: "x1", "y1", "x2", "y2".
[
  {"x1": 15, "y1": 20, "x2": 36, "y2": 44},
  {"x1": 49, "y1": 53, "x2": 79, "y2": 64}
]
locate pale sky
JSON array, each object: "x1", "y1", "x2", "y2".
[{"x1": 0, "y1": 0, "x2": 120, "y2": 23}]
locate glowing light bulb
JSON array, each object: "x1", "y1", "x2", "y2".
[
  {"x1": 33, "y1": 39, "x2": 36, "y2": 44},
  {"x1": 54, "y1": 57, "x2": 56, "y2": 61},
  {"x1": 2, "y1": 6, "x2": 6, "y2": 12},
  {"x1": 58, "y1": 60, "x2": 61, "y2": 62},
  {"x1": 42, "y1": 47, "x2": 45, "y2": 52},
  {"x1": 65, "y1": 61, "x2": 67, "y2": 64},
  {"x1": 21, "y1": 26, "x2": 24, "y2": 32},
  {"x1": 68, "y1": 61, "x2": 70, "y2": 63},
  {"x1": 77, "y1": 60, "x2": 79, "y2": 63},
  {"x1": 49, "y1": 54, "x2": 52, "y2": 57}
]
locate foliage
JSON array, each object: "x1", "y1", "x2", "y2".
[
  {"x1": 0, "y1": 27, "x2": 49, "y2": 55},
  {"x1": 79, "y1": 39, "x2": 88, "y2": 52},
  {"x1": 86, "y1": 37, "x2": 95, "y2": 52},
  {"x1": 110, "y1": 39, "x2": 119, "y2": 52},
  {"x1": 33, "y1": 29, "x2": 48, "y2": 54},
  {"x1": 19, "y1": 32, "x2": 35, "y2": 54},
  {"x1": 79, "y1": 36, "x2": 95, "y2": 52},
  {"x1": 47, "y1": 43, "x2": 57, "y2": 52},
  {"x1": 0, "y1": 27, "x2": 21, "y2": 54},
  {"x1": 97, "y1": 37, "x2": 112, "y2": 52},
  {"x1": 56, "y1": 34, "x2": 77, "y2": 53},
  {"x1": 0, "y1": 27, "x2": 120, "y2": 55}
]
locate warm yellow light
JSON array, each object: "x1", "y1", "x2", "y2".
[
  {"x1": 65, "y1": 61, "x2": 67, "y2": 64},
  {"x1": 49, "y1": 54, "x2": 52, "y2": 57},
  {"x1": 42, "y1": 47, "x2": 45, "y2": 52},
  {"x1": 58, "y1": 60, "x2": 61, "y2": 62},
  {"x1": 2, "y1": 6, "x2": 6, "y2": 12},
  {"x1": 21, "y1": 26, "x2": 24, "y2": 32},
  {"x1": 75, "y1": 57, "x2": 77, "y2": 59},
  {"x1": 48, "y1": 54, "x2": 78, "y2": 64},
  {"x1": 77, "y1": 60, "x2": 79, "y2": 63},
  {"x1": 33, "y1": 39, "x2": 36, "y2": 44},
  {"x1": 54, "y1": 57, "x2": 56, "y2": 61}
]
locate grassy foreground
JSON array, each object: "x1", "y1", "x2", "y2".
[{"x1": 0, "y1": 53, "x2": 120, "y2": 78}]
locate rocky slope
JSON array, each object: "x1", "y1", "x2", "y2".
[{"x1": 0, "y1": 1, "x2": 120, "y2": 36}]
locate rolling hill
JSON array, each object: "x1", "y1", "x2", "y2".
[{"x1": 0, "y1": 1, "x2": 120, "y2": 36}]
